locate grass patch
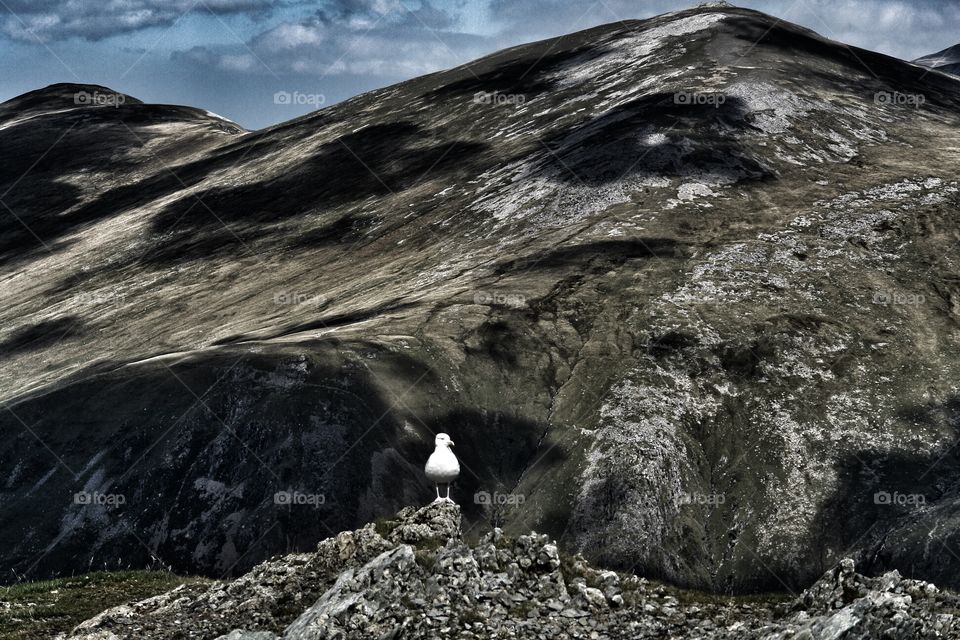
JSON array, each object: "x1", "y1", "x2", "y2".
[
  {"x1": 0, "y1": 570, "x2": 210, "y2": 640},
  {"x1": 414, "y1": 549, "x2": 437, "y2": 572},
  {"x1": 373, "y1": 516, "x2": 399, "y2": 538},
  {"x1": 415, "y1": 536, "x2": 445, "y2": 552}
]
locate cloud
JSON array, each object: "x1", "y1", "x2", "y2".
[
  {"x1": 780, "y1": 0, "x2": 960, "y2": 60},
  {"x1": 174, "y1": 0, "x2": 491, "y2": 77},
  {"x1": 8, "y1": 0, "x2": 959, "y2": 63},
  {"x1": 0, "y1": 0, "x2": 278, "y2": 42}
]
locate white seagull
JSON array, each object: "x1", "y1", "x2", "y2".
[{"x1": 424, "y1": 433, "x2": 460, "y2": 503}]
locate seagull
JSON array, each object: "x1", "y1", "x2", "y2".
[{"x1": 424, "y1": 433, "x2": 460, "y2": 503}]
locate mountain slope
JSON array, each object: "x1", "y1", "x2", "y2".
[
  {"x1": 1, "y1": 5, "x2": 960, "y2": 593},
  {"x1": 0, "y1": 83, "x2": 244, "y2": 268},
  {"x1": 915, "y1": 44, "x2": 960, "y2": 76}
]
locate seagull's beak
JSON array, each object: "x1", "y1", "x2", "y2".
[{"x1": 450, "y1": 441, "x2": 455, "y2": 447}]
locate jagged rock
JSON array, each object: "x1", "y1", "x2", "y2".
[
  {"x1": 762, "y1": 559, "x2": 959, "y2": 640},
  {"x1": 381, "y1": 501, "x2": 462, "y2": 546},
  {"x1": 61, "y1": 505, "x2": 960, "y2": 640},
  {"x1": 284, "y1": 546, "x2": 419, "y2": 639}
]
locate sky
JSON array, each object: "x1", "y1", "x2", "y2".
[{"x1": 0, "y1": 0, "x2": 957, "y2": 130}]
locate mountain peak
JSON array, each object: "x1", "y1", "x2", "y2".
[{"x1": 0, "y1": 82, "x2": 245, "y2": 133}]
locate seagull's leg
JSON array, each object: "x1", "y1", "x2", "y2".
[
  {"x1": 435, "y1": 484, "x2": 441, "y2": 501},
  {"x1": 445, "y1": 484, "x2": 453, "y2": 502}
]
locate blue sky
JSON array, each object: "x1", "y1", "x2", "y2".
[{"x1": 0, "y1": 0, "x2": 956, "y2": 129}]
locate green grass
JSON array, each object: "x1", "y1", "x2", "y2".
[
  {"x1": 414, "y1": 549, "x2": 437, "y2": 571},
  {"x1": 373, "y1": 516, "x2": 398, "y2": 538},
  {"x1": 0, "y1": 570, "x2": 210, "y2": 640}
]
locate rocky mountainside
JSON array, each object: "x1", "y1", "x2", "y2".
[
  {"x1": 60, "y1": 502, "x2": 960, "y2": 640},
  {"x1": 915, "y1": 45, "x2": 960, "y2": 76},
  {"x1": 2, "y1": 4, "x2": 960, "y2": 593}
]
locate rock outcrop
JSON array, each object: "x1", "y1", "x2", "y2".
[{"x1": 62, "y1": 502, "x2": 960, "y2": 640}]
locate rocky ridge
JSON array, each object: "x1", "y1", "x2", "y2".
[{"x1": 61, "y1": 502, "x2": 960, "y2": 640}]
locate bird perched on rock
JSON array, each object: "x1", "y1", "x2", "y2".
[{"x1": 425, "y1": 433, "x2": 459, "y2": 503}]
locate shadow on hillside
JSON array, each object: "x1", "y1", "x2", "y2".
[
  {"x1": 0, "y1": 316, "x2": 85, "y2": 357},
  {"x1": 0, "y1": 345, "x2": 442, "y2": 581},
  {"x1": 0, "y1": 339, "x2": 566, "y2": 583},
  {"x1": 809, "y1": 395, "x2": 960, "y2": 587},
  {"x1": 423, "y1": 44, "x2": 607, "y2": 102},
  {"x1": 33, "y1": 118, "x2": 488, "y2": 283},
  {"x1": 141, "y1": 122, "x2": 486, "y2": 264},
  {"x1": 211, "y1": 298, "x2": 420, "y2": 346},
  {"x1": 491, "y1": 238, "x2": 686, "y2": 275},
  {"x1": 537, "y1": 93, "x2": 774, "y2": 186}
]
